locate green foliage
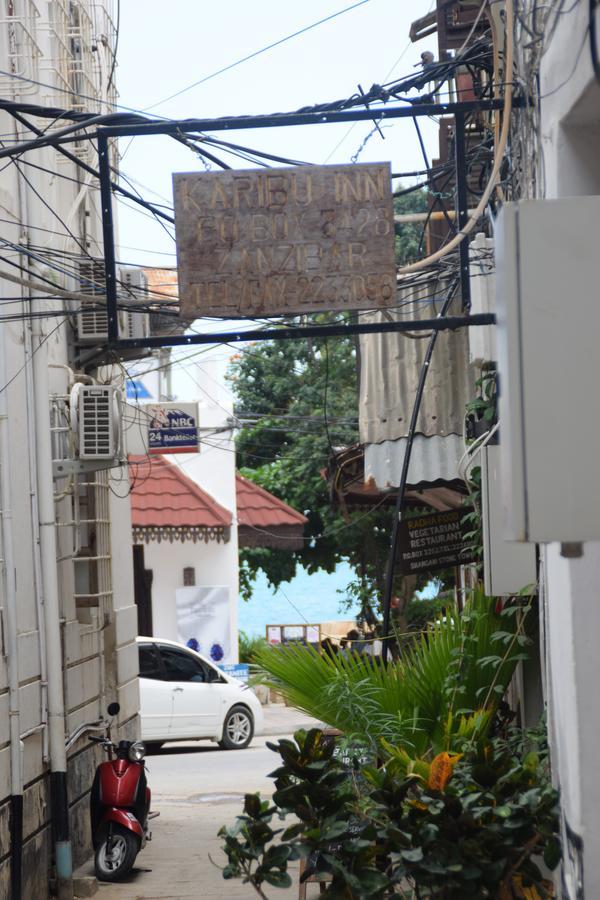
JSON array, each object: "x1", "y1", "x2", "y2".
[
  {"x1": 254, "y1": 589, "x2": 531, "y2": 757},
  {"x1": 220, "y1": 728, "x2": 388, "y2": 899},
  {"x1": 366, "y1": 728, "x2": 559, "y2": 898},
  {"x1": 219, "y1": 793, "x2": 296, "y2": 895},
  {"x1": 337, "y1": 572, "x2": 385, "y2": 628},
  {"x1": 231, "y1": 330, "x2": 383, "y2": 598},
  {"x1": 394, "y1": 188, "x2": 429, "y2": 265},
  {"x1": 219, "y1": 724, "x2": 560, "y2": 898},
  {"x1": 238, "y1": 630, "x2": 269, "y2": 664},
  {"x1": 463, "y1": 369, "x2": 498, "y2": 563},
  {"x1": 404, "y1": 594, "x2": 448, "y2": 633}
]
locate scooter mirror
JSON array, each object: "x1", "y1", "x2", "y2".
[{"x1": 107, "y1": 702, "x2": 120, "y2": 717}]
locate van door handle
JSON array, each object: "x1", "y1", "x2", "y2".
[{"x1": 173, "y1": 686, "x2": 184, "y2": 692}]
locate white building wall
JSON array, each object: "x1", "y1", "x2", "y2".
[
  {"x1": 535, "y1": 4, "x2": 600, "y2": 897},
  {"x1": 144, "y1": 350, "x2": 240, "y2": 661},
  {"x1": 141, "y1": 537, "x2": 235, "y2": 649},
  {"x1": 0, "y1": 2, "x2": 138, "y2": 895}
]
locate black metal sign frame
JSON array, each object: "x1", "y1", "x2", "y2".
[{"x1": 97, "y1": 97, "x2": 512, "y2": 350}]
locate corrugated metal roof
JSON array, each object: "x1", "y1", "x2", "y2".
[
  {"x1": 327, "y1": 443, "x2": 466, "y2": 511},
  {"x1": 129, "y1": 455, "x2": 232, "y2": 529},
  {"x1": 364, "y1": 435, "x2": 465, "y2": 489},
  {"x1": 359, "y1": 279, "x2": 475, "y2": 445},
  {"x1": 358, "y1": 277, "x2": 474, "y2": 488}
]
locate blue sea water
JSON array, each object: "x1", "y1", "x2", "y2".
[{"x1": 237, "y1": 561, "x2": 360, "y2": 638}]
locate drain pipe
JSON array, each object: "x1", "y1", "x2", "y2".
[
  {"x1": 0, "y1": 324, "x2": 23, "y2": 899},
  {"x1": 15, "y1": 154, "x2": 49, "y2": 768},
  {"x1": 31, "y1": 312, "x2": 74, "y2": 900}
]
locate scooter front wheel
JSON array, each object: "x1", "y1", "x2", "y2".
[{"x1": 95, "y1": 823, "x2": 139, "y2": 882}]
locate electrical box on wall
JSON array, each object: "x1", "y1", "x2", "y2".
[
  {"x1": 496, "y1": 197, "x2": 600, "y2": 542},
  {"x1": 481, "y1": 444, "x2": 537, "y2": 595}
]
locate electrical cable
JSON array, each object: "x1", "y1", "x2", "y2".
[
  {"x1": 380, "y1": 277, "x2": 460, "y2": 665},
  {"x1": 0, "y1": 318, "x2": 68, "y2": 397},
  {"x1": 0, "y1": 34, "x2": 494, "y2": 165},
  {"x1": 0, "y1": 8, "x2": 481, "y2": 131},
  {"x1": 144, "y1": 0, "x2": 372, "y2": 110},
  {"x1": 396, "y1": 0, "x2": 514, "y2": 277},
  {"x1": 200, "y1": 136, "x2": 310, "y2": 167},
  {"x1": 6, "y1": 107, "x2": 175, "y2": 225},
  {"x1": 0, "y1": 233, "x2": 181, "y2": 308},
  {"x1": 106, "y1": 0, "x2": 120, "y2": 98}
]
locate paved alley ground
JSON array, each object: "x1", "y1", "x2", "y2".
[{"x1": 87, "y1": 706, "x2": 323, "y2": 900}]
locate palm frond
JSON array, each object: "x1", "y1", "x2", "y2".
[{"x1": 254, "y1": 587, "x2": 527, "y2": 755}]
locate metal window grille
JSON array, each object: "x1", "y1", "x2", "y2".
[
  {"x1": 0, "y1": 0, "x2": 42, "y2": 97},
  {"x1": 39, "y1": 0, "x2": 72, "y2": 105},
  {"x1": 73, "y1": 470, "x2": 113, "y2": 619}
]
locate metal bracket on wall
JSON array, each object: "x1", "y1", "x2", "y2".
[{"x1": 52, "y1": 457, "x2": 125, "y2": 480}]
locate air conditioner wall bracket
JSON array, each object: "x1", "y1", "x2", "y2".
[{"x1": 52, "y1": 458, "x2": 125, "y2": 480}]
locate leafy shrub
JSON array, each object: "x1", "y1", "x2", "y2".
[
  {"x1": 219, "y1": 725, "x2": 560, "y2": 899},
  {"x1": 238, "y1": 629, "x2": 269, "y2": 664}
]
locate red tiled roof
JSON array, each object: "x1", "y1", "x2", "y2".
[
  {"x1": 235, "y1": 473, "x2": 308, "y2": 529},
  {"x1": 128, "y1": 457, "x2": 307, "y2": 549},
  {"x1": 129, "y1": 455, "x2": 232, "y2": 530}
]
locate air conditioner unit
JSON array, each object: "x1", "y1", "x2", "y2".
[
  {"x1": 70, "y1": 384, "x2": 123, "y2": 461},
  {"x1": 76, "y1": 260, "x2": 108, "y2": 343},
  {"x1": 118, "y1": 267, "x2": 150, "y2": 341},
  {"x1": 75, "y1": 264, "x2": 151, "y2": 344},
  {"x1": 77, "y1": 305, "x2": 109, "y2": 342}
]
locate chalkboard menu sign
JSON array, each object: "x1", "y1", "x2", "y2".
[
  {"x1": 301, "y1": 731, "x2": 372, "y2": 894},
  {"x1": 397, "y1": 508, "x2": 476, "y2": 575}
]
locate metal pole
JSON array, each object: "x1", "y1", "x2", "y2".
[
  {"x1": 31, "y1": 313, "x2": 74, "y2": 900},
  {"x1": 103, "y1": 313, "x2": 495, "y2": 353},
  {"x1": 0, "y1": 323, "x2": 23, "y2": 900},
  {"x1": 454, "y1": 111, "x2": 471, "y2": 311},
  {"x1": 381, "y1": 282, "x2": 459, "y2": 664},
  {"x1": 97, "y1": 98, "x2": 510, "y2": 139},
  {"x1": 97, "y1": 134, "x2": 119, "y2": 342}
]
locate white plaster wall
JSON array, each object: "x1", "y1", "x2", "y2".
[
  {"x1": 0, "y1": 7, "x2": 139, "y2": 892},
  {"x1": 537, "y1": 6, "x2": 600, "y2": 897},
  {"x1": 161, "y1": 350, "x2": 240, "y2": 660},
  {"x1": 110, "y1": 479, "x2": 141, "y2": 723},
  {"x1": 540, "y1": 1, "x2": 600, "y2": 197},
  {"x1": 142, "y1": 537, "x2": 237, "y2": 655}
]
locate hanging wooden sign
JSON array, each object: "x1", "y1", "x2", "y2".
[
  {"x1": 397, "y1": 508, "x2": 477, "y2": 575},
  {"x1": 173, "y1": 163, "x2": 396, "y2": 318}
]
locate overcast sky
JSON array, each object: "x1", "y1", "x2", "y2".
[{"x1": 115, "y1": 0, "x2": 438, "y2": 268}]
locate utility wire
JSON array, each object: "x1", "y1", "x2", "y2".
[
  {"x1": 106, "y1": 0, "x2": 120, "y2": 97},
  {"x1": 6, "y1": 107, "x2": 175, "y2": 224},
  {"x1": 145, "y1": 0, "x2": 372, "y2": 110}
]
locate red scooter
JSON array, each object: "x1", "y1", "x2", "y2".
[{"x1": 89, "y1": 702, "x2": 157, "y2": 881}]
